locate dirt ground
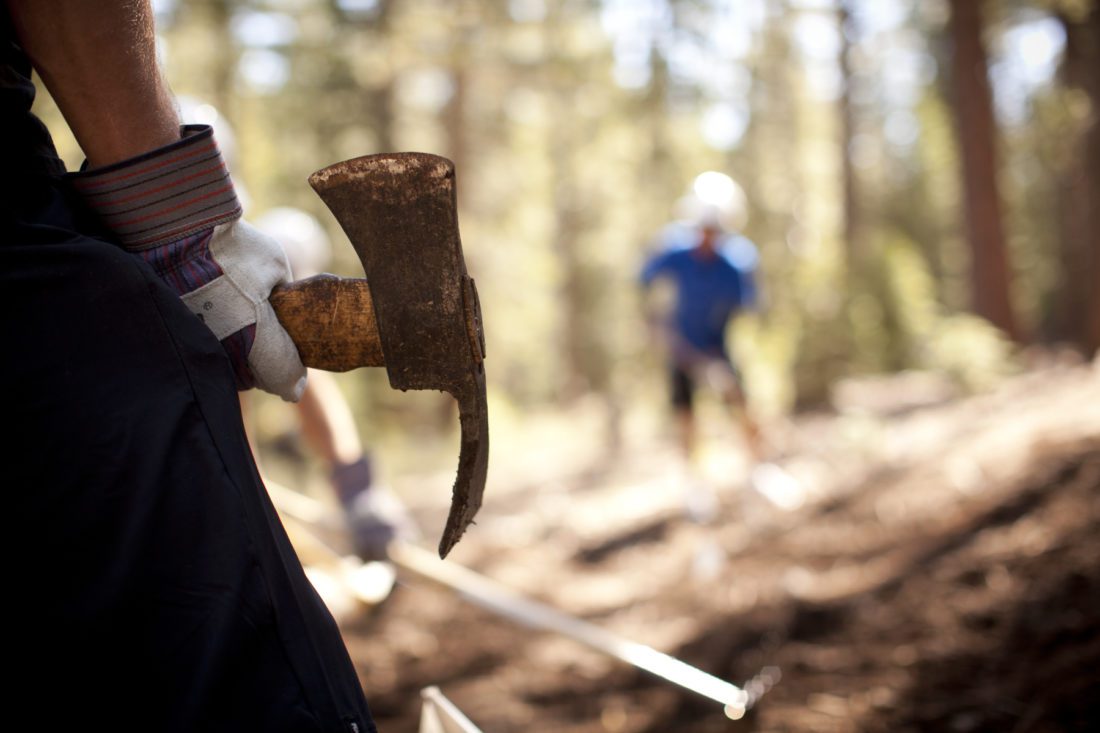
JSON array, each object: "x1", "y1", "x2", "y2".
[{"x1": 312, "y1": 360, "x2": 1099, "y2": 732}]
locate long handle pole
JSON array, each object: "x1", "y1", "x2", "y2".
[
  {"x1": 388, "y1": 542, "x2": 751, "y2": 717},
  {"x1": 268, "y1": 483, "x2": 758, "y2": 718}
]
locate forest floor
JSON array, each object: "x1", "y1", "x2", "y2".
[{"x1": 299, "y1": 357, "x2": 1100, "y2": 733}]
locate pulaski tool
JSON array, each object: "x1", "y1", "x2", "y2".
[{"x1": 269, "y1": 152, "x2": 487, "y2": 558}]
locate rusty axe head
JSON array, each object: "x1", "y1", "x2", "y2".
[{"x1": 308, "y1": 153, "x2": 487, "y2": 558}]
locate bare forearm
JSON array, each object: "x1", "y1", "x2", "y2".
[
  {"x1": 296, "y1": 371, "x2": 364, "y2": 467},
  {"x1": 7, "y1": 0, "x2": 179, "y2": 167}
]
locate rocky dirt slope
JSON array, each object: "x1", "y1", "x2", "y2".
[{"x1": 320, "y1": 362, "x2": 1099, "y2": 732}]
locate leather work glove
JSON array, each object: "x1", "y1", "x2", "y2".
[
  {"x1": 70, "y1": 125, "x2": 306, "y2": 401},
  {"x1": 332, "y1": 456, "x2": 421, "y2": 561}
]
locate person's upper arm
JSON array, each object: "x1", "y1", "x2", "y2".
[
  {"x1": 642, "y1": 222, "x2": 695, "y2": 286},
  {"x1": 7, "y1": 0, "x2": 180, "y2": 167},
  {"x1": 640, "y1": 249, "x2": 672, "y2": 286},
  {"x1": 739, "y1": 266, "x2": 759, "y2": 310},
  {"x1": 722, "y1": 235, "x2": 761, "y2": 310}
]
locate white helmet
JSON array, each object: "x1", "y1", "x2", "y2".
[
  {"x1": 177, "y1": 96, "x2": 238, "y2": 172},
  {"x1": 176, "y1": 96, "x2": 253, "y2": 211},
  {"x1": 253, "y1": 207, "x2": 332, "y2": 279},
  {"x1": 675, "y1": 171, "x2": 747, "y2": 231}
]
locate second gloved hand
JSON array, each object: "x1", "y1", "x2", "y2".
[{"x1": 333, "y1": 456, "x2": 421, "y2": 561}]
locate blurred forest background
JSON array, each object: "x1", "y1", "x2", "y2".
[{"x1": 36, "y1": 0, "x2": 1100, "y2": 472}]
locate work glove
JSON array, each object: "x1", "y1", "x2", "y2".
[
  {"x1": 332, "y1": 456, "x2": 421, "y2": 561},
  {"x1": 70, "y1": 125, "x2": 306, "y2": 401}
]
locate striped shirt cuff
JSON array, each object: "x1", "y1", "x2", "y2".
[{"x1": 69, "y1": 125, "x2": 242, "y2": 250}]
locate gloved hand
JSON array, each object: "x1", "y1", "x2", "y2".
[
  {"x1": 332, "y1": 456, "x2": 421, "y2": 561},
  {"x1": 70, "y1": 124, "x2": 306, "y2": 401}
]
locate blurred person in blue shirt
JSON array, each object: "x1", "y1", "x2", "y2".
[{"x1": 641, "y1": 172, "x2": 763, "y2": 465}]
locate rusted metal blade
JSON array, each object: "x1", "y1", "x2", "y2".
[
  {"x1": 447, "y1": 362, "x2": 488, "y2": 556},
  {"x1": 308, "y1": 153, "x2": 487, "y2": 558}
]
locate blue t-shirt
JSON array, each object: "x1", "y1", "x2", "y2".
[{"x1": 640, "y1": 223, "x2": 758, "y2": 355}]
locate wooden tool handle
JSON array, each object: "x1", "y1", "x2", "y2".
[{"x1": 270, "y1": 275, "x2": 385, "y2": 372}]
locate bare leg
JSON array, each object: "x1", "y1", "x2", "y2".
[
  {"x1": 723, "y1": 386, "x2": 765, "y2": 463},
  {"x1": 737, "y1": 410, "x2": 765, "y2": 463},
  {"x1": 676, "y1": 407, "x2": 697, "y2": 462}
]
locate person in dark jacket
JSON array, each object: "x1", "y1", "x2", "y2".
[{"x1": 2, "y1": 2, "x2": 375, "y2": 730}]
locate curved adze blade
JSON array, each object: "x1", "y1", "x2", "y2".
[{"x1": 309, "y1": 153, "x2": 487, "y2": 558}]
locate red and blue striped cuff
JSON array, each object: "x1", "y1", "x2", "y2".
[{"x1": 69, "y1": 124, "x2": 242, "y2": 250}]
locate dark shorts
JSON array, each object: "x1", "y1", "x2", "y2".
[
  {"x1": 3, "y1": 177, "x2": 375, "y2": 732},
  {"x1": 669, "y1": 357, "x2": 743, "y2": 412}
]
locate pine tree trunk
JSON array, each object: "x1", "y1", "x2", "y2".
[
  {"x1": 364, "y1": 0, "x2": 396, "y2": 154},
  {"x1": 1086, "y1": 4, "x2": 1100, "y2": 354},
  {"x1": 838, "y1": 0, "x2": 861, "y2": 267},
  {"x1": 947, "y1": 0, "x2": 1020, "y2": 341}
]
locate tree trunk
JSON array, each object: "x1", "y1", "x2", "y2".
[
  {"x1": 1086, "y1": 4, "x2": 1100, "y2": 354},
  {"x1": 363, "y1": 0, "x2": 396, "y2": 153},
  {"x1": 545, "y1": 8, "x2": 601, "y2": 401},
  {"x1": 1054, "y1": 5, "x2": 1100, "y2": 355},
  {"x1": 838, "y1": 0, "x2": 861, "y2": 268},
  {"x1": 946, "y1": 0, "x2": 1020, "y2": 341}
]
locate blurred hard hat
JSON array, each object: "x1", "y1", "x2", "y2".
[
  {"x1": 253, "y1": 207, "x2": 332, "y2": 279},
  {"x1": 177, "y1": 95, "x2": 238, "y2": 171},
  {"x1": 676, "y1": 171, "x2": 748, "y2": 231},
  {"x1": 176, "y1": 96, "x2": 254, "y2": 211}
]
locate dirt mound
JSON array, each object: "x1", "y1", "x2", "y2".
[{"x1": 341, "y1": 364, "x2": 1100, "y2": 732}]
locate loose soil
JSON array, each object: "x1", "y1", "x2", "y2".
[{"x1": 318, "y1": 362, "x2": 1100, "y2": 732}]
